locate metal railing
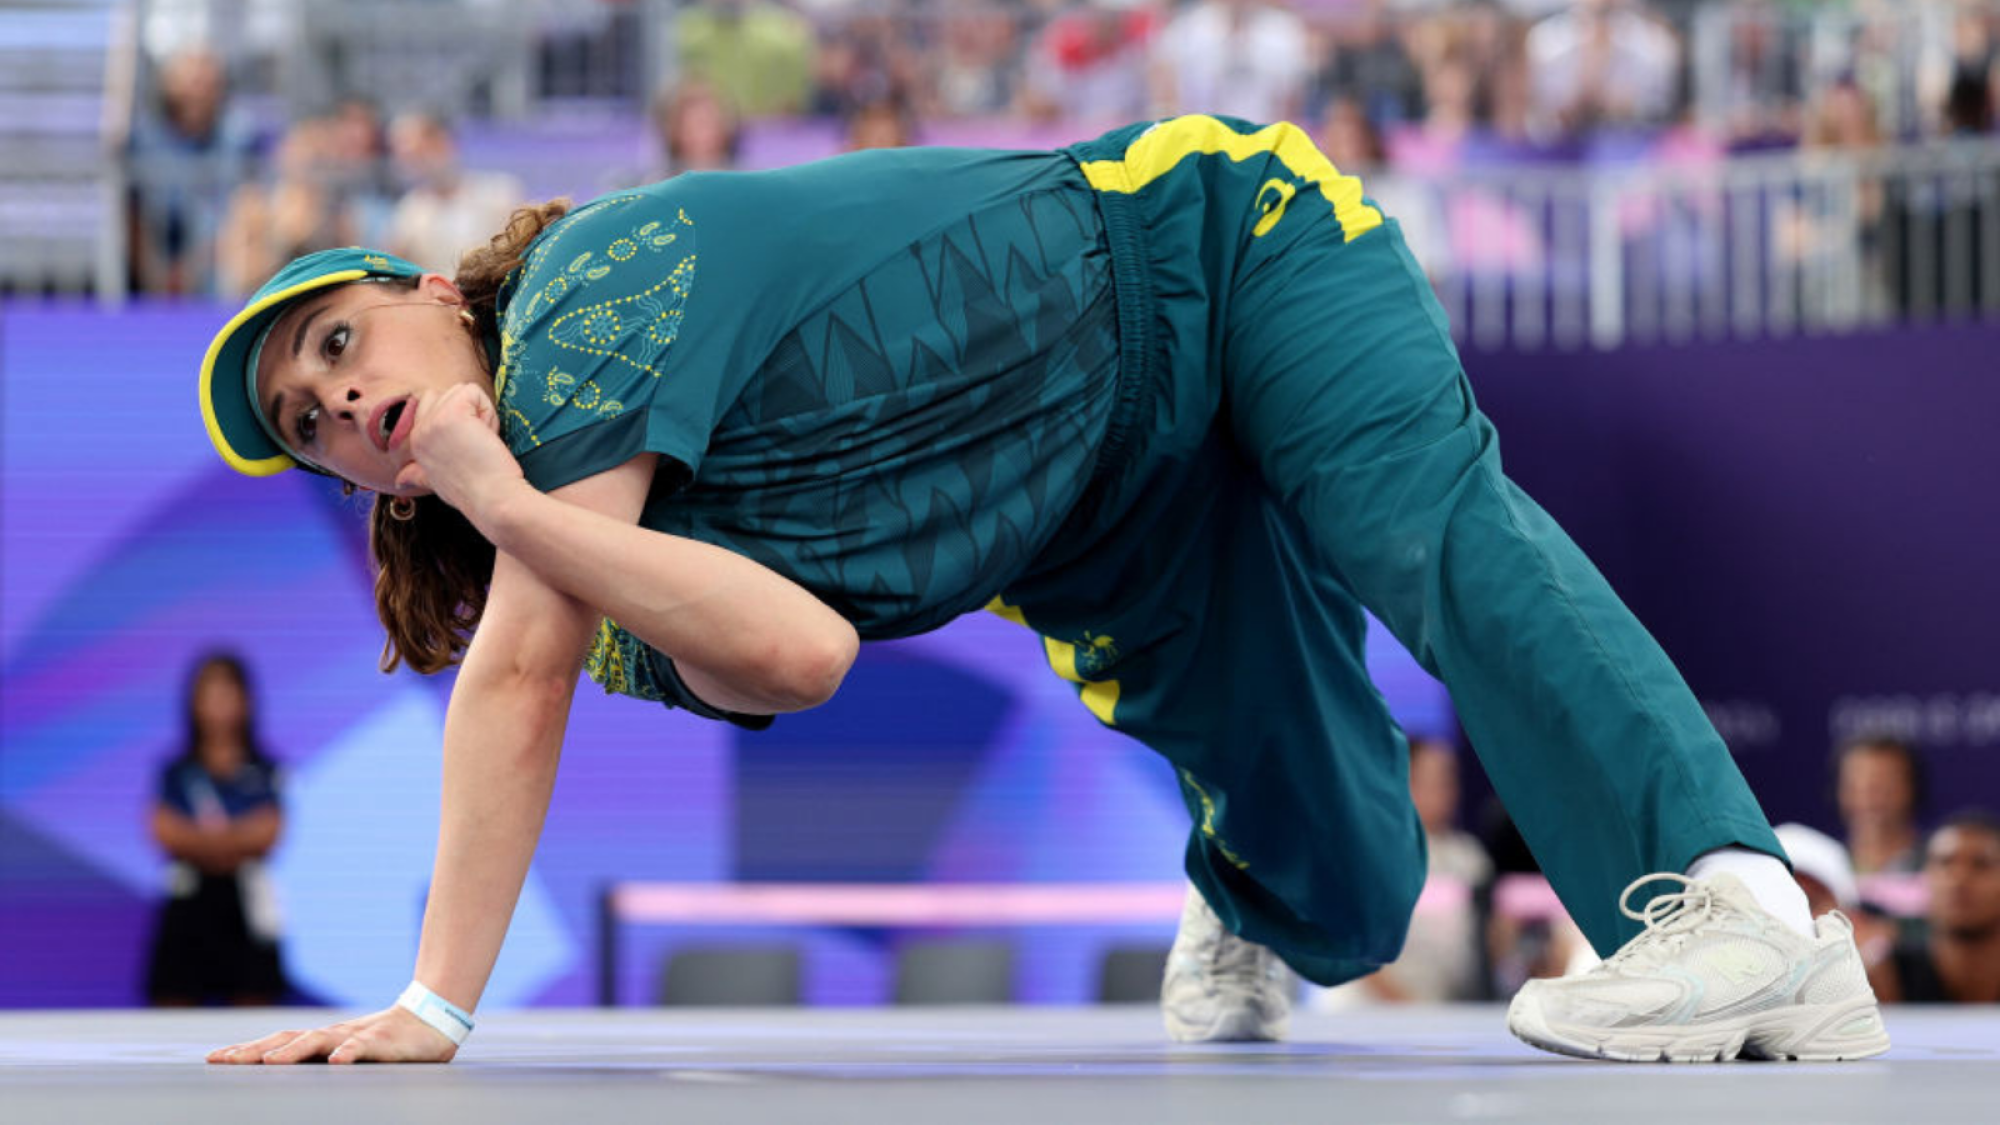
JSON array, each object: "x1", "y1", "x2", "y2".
[{"x1": 1418, "y1": 141, "x2": 2000, "y2": 350}]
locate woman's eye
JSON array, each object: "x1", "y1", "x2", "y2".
[
  {"x1": 322, "y1": 323, "x2": 351, "y2": 361},
  {"x1": 295, "y1": 405, "x2": 319, "y2": 446}
]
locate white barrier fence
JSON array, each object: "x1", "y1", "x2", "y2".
[{"x1": 1406, "y1": 142, "x2": 2000, "y2": 351}]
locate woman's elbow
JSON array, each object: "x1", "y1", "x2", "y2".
[{"x1": 758, "y1": 621, "x2": 858, "y2": 712}]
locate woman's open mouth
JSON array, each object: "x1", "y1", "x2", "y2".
[{"x1": 373, "y1": 397, "x2": 411, "y2": 452}]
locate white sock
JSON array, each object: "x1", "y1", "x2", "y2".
[{"x1": 1686, "y1": 845, "x2": 1816, "y2": 939}]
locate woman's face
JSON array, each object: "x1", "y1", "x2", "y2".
[
  {"x1": 1838, "y1": 747, "x2": 1915, "y2": 829},
  {"x1": 192, "y1": 666, "x2": 247, "y2": 734},
  {"x1": 254, "y1": 276, "x2": 489, "y2": 495}
]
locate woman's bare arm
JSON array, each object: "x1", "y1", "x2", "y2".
[
  {"x1": 469, "y1": 457, "x2": 858, "y2": 716},
  {"x1": 400, "y1": 386, "x2": 859, "y2": 717},
  {"x1": 150, "y1": 805, "x2": 237, "y2": 872},
  {"x1": 213, "y1": 465, "x2": 636, "y2": 1065}
]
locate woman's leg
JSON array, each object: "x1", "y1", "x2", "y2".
[
  {"x1": 1222, "y1": 213, "x2": 1783, "y2": 957},
  {"x1": 1010, "y1": 458, "x2": 1428, "y2": 986}
]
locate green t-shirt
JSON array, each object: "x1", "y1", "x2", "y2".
[{"x1": 493, "y1": 147, "x2": 1122, "y2": 721}]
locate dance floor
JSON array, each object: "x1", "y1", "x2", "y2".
[{"x1": 2, "y1": 1005, "x2": 1994, "y2": 1124}]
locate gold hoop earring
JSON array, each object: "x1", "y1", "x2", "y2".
[
  {"x1": 387, "y1": 496, "x2": 418, "y2": 522},
  {"x1": 459, "y1": 308, "x2": 477, "y2": 327}
]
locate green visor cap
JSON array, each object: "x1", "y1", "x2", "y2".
[{"x1": 199, "y1": 247, "x2": 426, "y2": 476}]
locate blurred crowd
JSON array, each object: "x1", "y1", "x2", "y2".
[
  {"x1": 122, "y1": 0, "x2": 2000, "y2": 301},
  {"x1": 1313, "y1": 730, "x2": 1999, "y2": 1008}
]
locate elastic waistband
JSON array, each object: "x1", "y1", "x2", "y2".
[{"x1": 1075, "y1": 168, "x2": 1155, "y2": 496}]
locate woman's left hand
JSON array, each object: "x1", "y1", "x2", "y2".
[{"x1": 394, "y1": 382, "x2": 523, "y2": 522}]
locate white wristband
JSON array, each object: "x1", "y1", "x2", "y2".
[{"x1": 397, "y1": 981, "x2": 475, "y2": 1046}]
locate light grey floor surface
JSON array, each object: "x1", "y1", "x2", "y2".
[{"x1": 2, "y1": 1005, "x2": 1994, "y2": 1124}]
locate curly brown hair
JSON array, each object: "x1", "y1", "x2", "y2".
[{"x1": 369, "y1": 198, "x2": 572, "y2": 674}]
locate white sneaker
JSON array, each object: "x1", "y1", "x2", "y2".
[
  {"x1": 1506, "y1": 872, "x2": 1892, "y2": 1063},
  {"x1": 1161, "y1": 884, "x2": 1292, "y2": 1042}
]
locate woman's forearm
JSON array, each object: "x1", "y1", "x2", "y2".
[
  {"x1": 410, "y1": 663, "x2": 576, "y2": 1013},
  {"x1": 475, "y1": 477, "x2": 858, "y2": 714}
]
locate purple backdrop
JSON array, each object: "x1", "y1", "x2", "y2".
[{"x1": 1464, "y1": 324, "x2": 2000, "y2": 832}]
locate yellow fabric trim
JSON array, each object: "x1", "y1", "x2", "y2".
[
  {"x1": 984, "y1": 596, "x2": 1029, "y2": 627},
  {"x1": 986, "y1": 599, "x2": 1120, "y2": 724},
  {"x1": 1077, "y1": 115, "x2": 1384, "y2": 243},
  {"x1": 199, "y1": 268, "x2": 370, "y2": 476},
  {"x1": 1179, "y1": 768, "x2": 1250, "y2": 871},
  {"x1": 494, "y1": 330, "x2": 514, "y2": 401},
  {"x1": 1041, "y1": 635, "x2": 1121, "y2": 726}
]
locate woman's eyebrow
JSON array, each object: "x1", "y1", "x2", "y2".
[{"x1": 290, "y1": 302, "x2": 331, "y2": 362}]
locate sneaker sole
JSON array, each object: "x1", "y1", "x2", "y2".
[
  {"x1": 1164, "y1": 1007, "x2": 1289, "y2": 1044},
  {"x1": 1507, "y1": 992, "x2": 1892, "y2": 1063}
]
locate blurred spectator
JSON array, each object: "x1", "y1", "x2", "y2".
[
  {"x1": 1721, "y1": 1, "x2": 1805, "y2": 148},
  {"x1": 1318, "y1": 0, "x2": 1426, "y2": 130},
  {"x1": 1774, "y1": 822, "x2": 1895, "y2": 963},
  {"x1": 325, "y1": 96, "x2": 399, "y2": 249},
  {"x1": 1868, "y1": 811, "x2": 2000, "y2": 1004},
  {"x1": 1524, "y1": 0, "x2": 1680, "y2": 141},
  {"x1": 214, "y1": 117, "x2": 361, "y2": 298},
  {"x1": 678, "y1": 0, "x2": 816, "y2": 117},
  {"x1": 1317, "y1": 97, "x2": 1450, "y2": 277},
  {"x1": 145, "y1": 653, "x2": 289, "y2": 1007},
  {"x1": 386, "y1": 112, "x2": 528, "y2": 276},
  {"x1": 1405, "y1": 0, "x2": 1528, "y2": 138},
  {"x1": 1772, "y1": 78, "x2": 1887, "y2": 320},
  {"x1": 1835, "y1": 734, "x2": 1927, "y2": 876},
  {"x1": 1149, "y1": 0, "x2": 1313, "y2": 123},
  {"x1": 1387, "y1": 45, "x2": 1481, "y2": 174},
  {"x1": 1775, "y1": 822, "x2": 1860, "y2": 918},
  {"x1": 1018, "y1": 0, "x2": 1161, "y2": 129},
  {"x1": 1315, "y1": 737, "x2": 1491, "y2": 1007},
  {"x1": 934, "y1": 3, "x2": 1025, "y2": 117},
  {"x1": 1927, "y1": 3, "x2": 1999, "y2": 137},
  {"x1": 652, "y1": 78, "x2": 745, "y2": 179},
  {"x1": 846, "y1": 98, "x2": 920, "y2": 152},
  {"x1": 811, "y1": 7, "x2": 928, "y2": 120},
  {"x1": 1409, "y1": 737, "x2": 1492, "y2": 891},
  {"x1": 125, "y1": 48, "x2": 255, "y2": 295}
]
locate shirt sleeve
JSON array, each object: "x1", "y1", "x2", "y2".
[
  {"x1": 494, "y1": 187, "x2": 748, "y2": 494},
  {"x1": 157, "y1": 762, "x2": 194, "y2": 817}
]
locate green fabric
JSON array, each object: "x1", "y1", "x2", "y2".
[
  {"x1": 494, "y1": 118, "x2": 1785, "y2": 974},
  {"x1": 984, "y1": 117, "x2": 1784, "y2": 976},
  {"x1": 494, "y1": 147, "x2": 1123, "y2": 712}
]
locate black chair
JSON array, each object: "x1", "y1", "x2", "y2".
[
  {"x1": 656, "y1": 946, "x2": 802, "y2": 1006},
  {"x1": 892, "y1": 939, "x2": 1015, "y2": 1005},
  {"x1": 1097, "y1": 944, "x2": 1171, "y2": 1004}
]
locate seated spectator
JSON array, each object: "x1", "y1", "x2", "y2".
[
  {"x1": 846, "y1": 98, "x2": 919, "y2": 152},
  {"x1": 1149, "y1": 0, "x2": 1313, "y2": 123},
  {"x1": 325, "y1": 96, "x2": 399, "y2": 249},
  {"x1": 385, "y1": 112, "x2": 527, "y2": 276},
  {"x1": 1318, "y1": 97, "x2": 1450, "y2": 278},
  {"x1": 1774, "y1": 822, "x2": 1895, "y2": 964},
  {"x1": 1714, "y1": 1, "x2": 1805, "y2": 150},
  {"x1": 1867, "y1": 811, "x2": 2000, "y2": 1004},
  {"x1": 934, "y1": 2, "x2": 1024, "y2": 118},
  {"x1": 145, "y1": 652, "x2": 289, "y2": 1007},
  {"x1": 214, "y1": 117, "x2": 359, "y2": 297},
  {"x1": 1524, "y1": 0, "x2": 1679, "y2": 142},
  {"x1": 1835, "y1": 734, "x2": 1927, "y2": 876},
  {"x1": 1018, "y1": 0, "x2": 1161, "y2": 130},
  {"x1": 677, "y1": 0, "x2": 815, "y2": 117},
  {"x1": 1317, "y1": 0, "x2": 1426, "y2": 130},
  {"x1": 651, "y1": 79, "x2": 744, "y2": 179},
  {"x1": 125, "y1": 47, "x2": 254, "y2": 295},
  {"x1": 1315, "y1": 737, "x2": 1492, "y2": 1006}
]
